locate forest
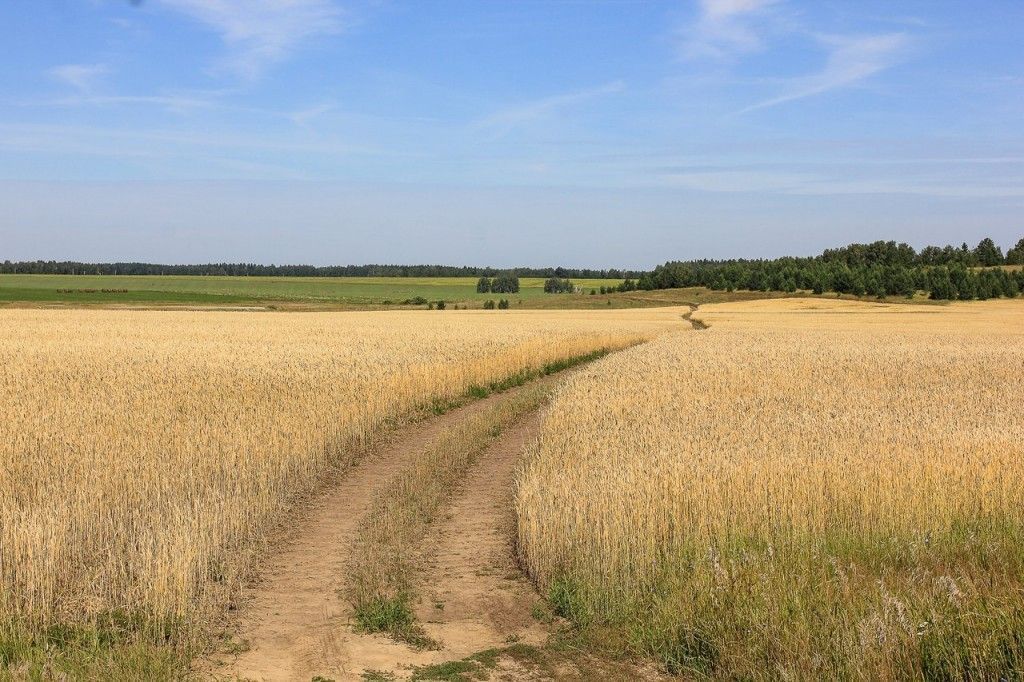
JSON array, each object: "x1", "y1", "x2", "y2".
[{"x1": 639, "y1": 237, "x2": 1024, "y2": 300}]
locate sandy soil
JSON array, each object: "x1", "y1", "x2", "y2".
[
  {"x1": 413, "y1": 410, "x2": 550, "y2": 655},
  {"x1": 202, "y1": 384, "x2": 554, "y2": 681}
]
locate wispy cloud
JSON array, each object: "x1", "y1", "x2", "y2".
[
  {"x1": 474, "y1": 81, "x2": 625, "y2": 139},
  {"x1": 675, "y1": 1, "x2": 915, "y2": 113},
  {"x1": 158, "y1": 0, "x2": 344, "y2": 79},
  {"x1": 29, "y1": 94, "x2": 217, "y2": 113},
  {"x1": 739, "y1": 32, "x2": 910, "y2": 112},
  {"x1": 679, "y1": 0, "x2": 780, "y2": 60},
  {"x1": 48, "y1": 64, "x2": 109, "y2": 92},
  {"x1": 657, "y1": 169, "x2": 1024, "y2": 198},
  {"x1": 289, "y1": 103, "x2": 334, "y2": 126}
]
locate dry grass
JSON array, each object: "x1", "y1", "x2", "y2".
[
  {"x1": 516, "y1": 299, "x2": 1024, "y2": 678},
  {"x1": 0, "y1": 307, "x2": 681, "y2": 645}
]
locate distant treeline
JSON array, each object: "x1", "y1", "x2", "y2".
[
  {"x1": 6, "y1": 236, "x2": 1024, "y2": 301},
  {"x1": 639, "y1": 237, "x2": 1024, "y2": 301},
  {"x1": 0, "y1": 261, "x2": 643, "y2": 279}
]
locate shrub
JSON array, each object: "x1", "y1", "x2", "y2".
[
  {"x1": 543, "y1": 277, "x2": 574, "y2": 294},
  {"x1": 491, "y1": 275, "x2": 520, "y2": 294},
  {"x1": 483, "y1": 300, "x2": 496, "y2": 310},
  {"x1": 497, "y1": 299, "x2": 510, "y2": 310}
]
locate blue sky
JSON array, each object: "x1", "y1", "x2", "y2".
[{"x1": 1, "y1": 0, "x2": 1021, "y2": 267}]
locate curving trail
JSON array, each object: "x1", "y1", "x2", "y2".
[
  {"x1": 202, "y1": 386, "x2": 543, "y2": 681},
  {"x1": 202, "y1": 344, "x2": 683, "y2": 681}
]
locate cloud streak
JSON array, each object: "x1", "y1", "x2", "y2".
[
  {"x1": 679, "y1": 0, "x2": 780, "y2": 60},
  {"x1": 474, "y1": 81, "x2": 625, "y2": 139},
  {"x1": 739, "y1": 32, "x2": 910, "y2": 112},
  {"x1": 158, "y1": 0, "x2": 343, "y2": 79},
  {"x1": 48, "y1": 64, "x2": 109, "y2": 92}
]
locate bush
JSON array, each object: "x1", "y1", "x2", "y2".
[
  {"x1": 483, "y1": 300, "x2": 496, "y2": 310},
  {"x1": 476, "y1": 277, "x2": 492, "y2": 293},
  {"x1": 435, "y1": 300, "x2": 446, "y2": 310},
  {"x1": 491, "y1": 275, "x2": 520, "y2": 294},
  {"x1": 497, "y1": 299, "x2": 510, "y2": 310},
  {"x1": 544, "y1": 277, "x2": 574, "y2": 294}
]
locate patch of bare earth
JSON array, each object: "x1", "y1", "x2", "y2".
[
  {"x1": 201, "y1": 388, "x2": 530, "y2": 682},
  {"x1": 414, "y1": 410, "x2": 549, "y2": 652}
]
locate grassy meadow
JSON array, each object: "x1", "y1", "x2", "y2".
[
  {"x1": 0, "y1": 274, "x2": 630, "y2": 308},
  {"x1": 516, "y1": 299, "x2": 1024, "y2": 679},
  {"x1": 0, "y1": 273, "x2": 938, "y2": 312}
]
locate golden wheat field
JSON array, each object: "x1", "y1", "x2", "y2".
[
  {"x1": 0, "y1": 307, "x2": 682, "y2": 636},
  {"x1": 516, "y1": 299, "x2": 1024, "y2": 679}
]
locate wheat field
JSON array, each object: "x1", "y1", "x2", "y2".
[
  {"x1": 0, "y1": 307, "x2": 682, "y2": 639},
  {"x1": 516, "y1": 299, "x2": 1024, "y2": 678}
]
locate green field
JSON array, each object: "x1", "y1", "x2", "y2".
[
  {"x1": 0, "y1": 274, "x2": 633, "y2": 308},
  {"x1": 0, "y1": 274, "x2": 945, "y2": 310}
]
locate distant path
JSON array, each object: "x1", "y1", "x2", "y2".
[{"x1": 683, "y1": 304, "x2": 708, "y2": 329}]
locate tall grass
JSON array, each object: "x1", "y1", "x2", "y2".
[
  {"x1": 516, "y1": 300, "x2": 1024, "y2": 678},
  {"x1": 0, "y1": 307, "x2": 677, "y2": 668}
]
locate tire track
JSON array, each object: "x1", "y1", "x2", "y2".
[{"x1": 201, "y1": 386, "x2": 545, "y2": 681}]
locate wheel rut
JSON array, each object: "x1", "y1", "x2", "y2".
[
  {"x1": 202, "y1": 372, "x2": 565, "y2": 681},
  {"x1": 202, "y1": 384, "x2": 546, "y2": 682},
  {"x1": 413, "y1": 410, "x2": 549, "y2": 657}
]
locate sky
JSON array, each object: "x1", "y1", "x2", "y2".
[{"x1": 1, "y1": 0, "x2": 1022, "y2": 268}]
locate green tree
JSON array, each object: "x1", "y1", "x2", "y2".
[
  {"x1": 491, "y1": 274, "x2": 520, "y2": 294},
  {"x1": 929, "y1": 267, "x2": 955, "y2": 300},
  {"x1": 476, "y1": 277, "x2": 492, "y2": 293},
  {"x1": 544, "y1": 277, "x2": 574, "y2": 293},
  {"x1": 850, "y1": 273, "x2": 866, "y2": 297},
  {"x1": 1006, "y1": 238, "x2": 1024, "y2": 265},
  {"x1": 865, "y1": 273, "x2": 886, "y2": 299},
  {"x1": 973, "y1": 237, "x2": 1004, "y2": 266}
]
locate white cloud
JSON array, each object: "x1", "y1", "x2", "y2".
[
  {"x1": 289, "y1": 103, "x2": 334, "y2": 126},
  {"x1": 739, "y1": 32, "x2": 910, "y2": 112},
  {"x1": 474, "y1": 81, "x2": 625, "y2": 139},
  {"x1": 48, "y1": 64, "x2": 109, "y2": 92},
  {"x1": 675, "y1": 1, "x2": 914, "y2": 112},
  {"x1": 679, "y1": 0, "x2": 780, "y2": 60},
  {"x1": 158, "y1": 0, "x2": 344, "y2": 79}
]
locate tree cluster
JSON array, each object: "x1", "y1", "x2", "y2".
[
  {"x1": 543, "y1": 277, "x2": 574, "y2": 293},
  {"x1": 640, "y1": 237, "x2": 1024, "y2": 301},
  {"x1": 476, "y1": 274, "x2": 520, "y2": 294}
]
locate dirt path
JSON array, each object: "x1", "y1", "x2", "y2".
[
  {"x1": 202, "y1": 366, "x2": 576, "y2": 682},
  {"x1": 203, "y1": 387, "x2": 545, "y2": 682},
  {"x1": 413, "y1": 410, "x2": 549, "y2": 655}
]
